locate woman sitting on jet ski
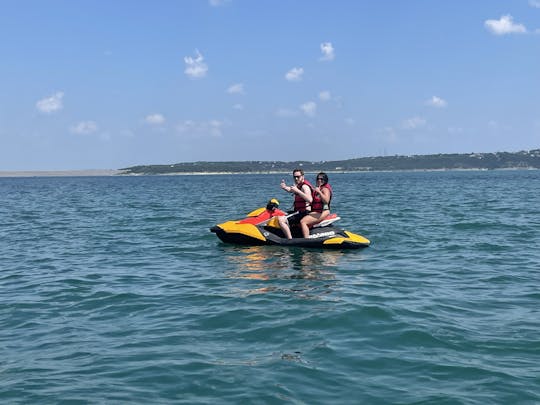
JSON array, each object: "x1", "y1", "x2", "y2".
[{"x1": 300, "y1": 172, "x2": 332, "y2": 237}]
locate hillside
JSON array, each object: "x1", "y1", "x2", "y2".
[{"x1": 120, "y1": 149, "x2": 540, "y2": 175}]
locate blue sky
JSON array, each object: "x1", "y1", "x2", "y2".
[{"x1": 1, "y1": 0, "x2": 539, "y2": 170}]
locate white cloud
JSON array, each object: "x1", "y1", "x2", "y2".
[
  {"x1": 70, "y1": 121, "x2": 98, "y2": 134},
  {"x1": 484, "y1": 15, "x2": 526, "y2": 35},
  {"x1": 233, "y1": 104, "x2": 244, "y2": 110},
  {"x1": 529, "y1": 0, "x2": 540, "y2": 8},
  {"x1": 285, "y1": 67, "x2": 304, "y2": 81},
  {"x1": 36, "y1": 92, "x2": 64, "y2": 113},
  {"x1": 184, "y1": 50, "x2": 208, "y2": 79},
  {"x1": 208, "y1": 120, "x2": 223, "y2": 136},
  {"x1": 176, "y1": 119, "x2": 224, "y2": 137},
  {"x1": 402, "y1": 117, "x2": 426, "y2": 130},
  {"x1": 320, "y1": 42, "x2": 335, "y2": 61},
  {"x1": 300, "y1": 101, "x2": 317, "y2": 117},
  {"x1": 319, "y1": 91, "x2": 331, "y2": 101},
  {"x1": 145, "y1": 114, "x2": 165, "y2": 125},
  {"x1": 177, "y1": 120, "x2": 193, "y2": 133},
  {"x1": 227, "y1": 83, "x2": 244, "y2": 94},
  {"x1": 345, "y1": 118, "x2": 355, "y2": 126},
  {"x1": 426, "y1": 96, "x2": 447, "y2": 108}
]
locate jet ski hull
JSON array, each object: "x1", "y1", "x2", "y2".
[{"x1": 210, "y1": 222, "x2": 370, "y2": 249}]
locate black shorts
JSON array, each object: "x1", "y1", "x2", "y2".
[{"x1": 288, "y1": 211, "x2": 309, "y2": 225}]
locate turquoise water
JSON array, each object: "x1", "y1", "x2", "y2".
[{"x1": 1, "y1": 171, "x2": 539, "y2": 404}]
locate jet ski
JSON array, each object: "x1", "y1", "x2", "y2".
[{"x1": 210, "y1": 199, "x2": 370, "y2": 249}]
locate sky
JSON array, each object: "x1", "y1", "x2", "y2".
[{"x1": 1, "y1": 0, "x2": 539, "y2": 170}]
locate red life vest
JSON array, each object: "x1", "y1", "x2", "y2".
[
  {"x1": 293, "y1": 180, "x2": 313, "y2": 212},
  {"x1": 311, "y1": 183, "x2": 332, "y2": 213}
]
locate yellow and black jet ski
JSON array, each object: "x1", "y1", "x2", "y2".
[{"x1": 210, "y1": 199, "x2": 370, "y2": 249}]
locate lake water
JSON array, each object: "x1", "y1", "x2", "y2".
[{"x1": 1, "y1": 171, "x2": 539, "y2": 404}]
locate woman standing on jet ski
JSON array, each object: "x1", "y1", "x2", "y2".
[{"x1": 300, "y1": 172, "x2": 332, "y2": 237}]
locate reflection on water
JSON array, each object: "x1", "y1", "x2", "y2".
[{"x1": 222, "y1": 245, "x2": 347, "y2": 298}]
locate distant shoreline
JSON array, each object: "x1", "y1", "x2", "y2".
[
  {"x1": 1, "y1": 167, "x2": 538, "y2": 178},
  {"x1": 0, "y1": 169, "x2": 121, "y2": 178},
  {"x1": 120, "y1": 150, "x2": 540, "y2": 175}
]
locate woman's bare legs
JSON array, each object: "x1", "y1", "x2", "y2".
[{"x1": 300, "y1": 211, "x2": 329, "y2": 238}]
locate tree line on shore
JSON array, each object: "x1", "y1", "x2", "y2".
[{"x1": 120, "y1": 149, "x2": 540, "y2": 174}]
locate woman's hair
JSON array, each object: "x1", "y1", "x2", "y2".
[{"x1": 317, "y1": 172, "x2": 328, "y2": 184}]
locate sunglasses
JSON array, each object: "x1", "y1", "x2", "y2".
[
  {"x1": 293, "y1": 175, "x2": 302, "y2": 179},
  {"x1": 316, "y1": 177, "x2": 324, "y2": 180}
]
